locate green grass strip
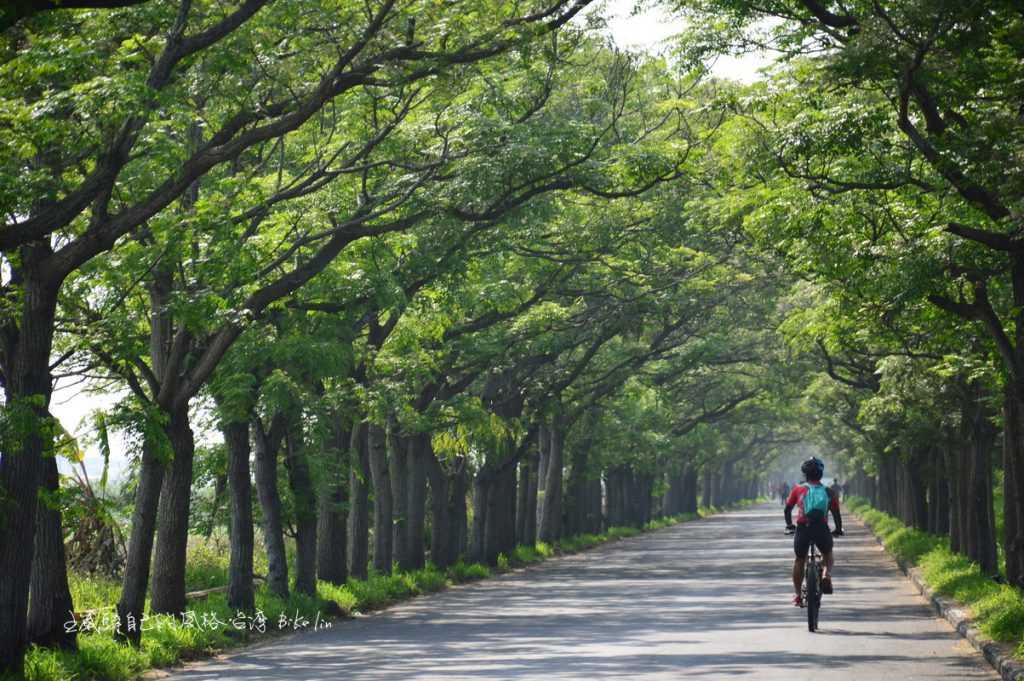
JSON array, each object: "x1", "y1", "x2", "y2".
[{"x1": 847, "y1": 496, "x2": 1024, "y2": 653}]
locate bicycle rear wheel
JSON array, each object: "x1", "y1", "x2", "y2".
[{"x1": 806, "y1": 564, "x2": 818, "y2": 632}]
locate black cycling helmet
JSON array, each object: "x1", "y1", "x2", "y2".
[{"x1": 801, "y1": 457, "x2": 825, "y2": 481}]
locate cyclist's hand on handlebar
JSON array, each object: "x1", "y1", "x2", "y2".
[
  {"x1": 785, "y1": 524, "x2": 796, "y2": 535},
  {"x1": 832, "y1": 528, "x2": 844, "y2": 537}
]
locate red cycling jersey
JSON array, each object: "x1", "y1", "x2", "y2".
[{"x1": 786, "y1": 482, "x2": 839, "y2": 526}]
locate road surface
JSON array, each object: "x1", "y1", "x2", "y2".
[{"x1": 169, "y1": 504, "x2": 997, "y2": 680}]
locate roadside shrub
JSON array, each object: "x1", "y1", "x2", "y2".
[
  {"x1": 449, "y1": 561, "x2": 490, "y2": 583},
  {"x1": 317, "y1": 581, "x2": 359, "y2": 615}
]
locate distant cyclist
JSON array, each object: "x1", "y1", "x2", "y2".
[
  {"x1": 778, "y1": 481, "x2": 790, "y2": 506},
  {"x1": 785, "y1": 457, "x2": 843, "y2": 607},
  {"x1": 830, "y1": 478, "x2": 843, "y2": 502}
]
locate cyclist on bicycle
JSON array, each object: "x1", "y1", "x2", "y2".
[
  {"x1": 785, "y1": 457, "x2": 843, "y2": 607},
  {"x1": 778, "y1": 481, "x2": 790, "y2": 506}
]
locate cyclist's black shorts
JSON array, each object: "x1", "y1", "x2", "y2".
[{"x1": 794, "y1": 521, "x2": 833, "y2": 558}]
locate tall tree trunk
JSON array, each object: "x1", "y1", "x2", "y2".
[
  {"x1": 516, "y1": 459, "x2": 530, "y2": 544},
  {"x1": 253, "y1": 415, "x2": 289, "y2": 598},
  {"x1": 606, "y1": 466, "x2": 629, "y2": 527},
  {"x1": 934, "y1": 468, "x2": 950, "y2": 536},
  {"x1": 223, "y1": 419, "x2": 255, "y2": 613},
  {"x1": 536, "y1": 424, "x2": 548, "y2": 532},
  {"x1": 681, "y1": 464, "x2": 698, "y2": 514},
  {"x1": 663, "y1": 469, "x2": 685, "y2": 517},
  {"x1": 451, "y1": 463, "x2": 469, "y2": 560},
  {"x1": 116, "y1": 433, "x2": 167, "y2": 644},
  {"x1": 318, "y1": 418, "x2": 349, "y2": 585},
  {"x1": 565, "y1": 422, "x2": 597, "y2": 536},
  {"x1": 470, "y1": 469, "x2": 488, "y2": 564},
  {"x1": 585, "y1": 475, "x2": 603, "y2": 533},
  {"x1": 478, "y1": 462, "x2": 516, "y2": 565},
  {"x1": 426, "y1": 453, "x2": 452, "y2": 568},
  {"x1": 150, "y1": 405, "x2": 196, "y2": 615},
  {"x1": 405, "y1": 434, "x2": 429, "y2": 571},
  {"x1": 285, "y1": 424, "x2": 317, "y2": 596},
  {"x1": 906, "y1": 448, "x2": 929, "y2": 532},
  {"x1": 427, "y1": 455, "x2": 467, "y2": 568},
  {"x1": 28, "y1": 455, "x2": 76, "y2": 649},
  {"x1": 701, "y1": 469, "x2": 712, "y2": 509},
  {"x1": 347, "y1": 422, "x2": 371, "y2": 580},
  {"x1": 367, "y1": 423, "x2": 392, "y2": 574},
  {"x1": 538, "y1": 420, "x2": 564, "y2": 543},
  {"x1": 0, "y1": 261, "x2": 59, "y2": 674},
  {"x1": 524, "y1": 452, "x2": 539, "y2": 543},
  {"x1": 390, "y1": 426, "x2": 410, "y2": 571},
  {"x1": 964, "y1": 392, "x2": 998, "y2": 576}
]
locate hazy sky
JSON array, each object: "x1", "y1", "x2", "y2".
[
  {"x1": 598, "y1": 0, "x2": 772, "y2": 81},
  {"x1": 50, "y1": 0, "x2": 772, "y2": 482}
]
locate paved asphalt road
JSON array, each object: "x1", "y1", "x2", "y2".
[{"x1": 168, "y1": 504, "x2": 997, "y2": 680}]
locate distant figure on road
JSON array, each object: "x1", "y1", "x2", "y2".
[
  {"x1": 778, "y1": 481, "x2": 790, "y2": 506},
  {"x1": 785, "y1": 458, "x2": 844, "y2": 607},
  {"x1": 830, "y1": 479, "x2": 843, "y2": 502}
]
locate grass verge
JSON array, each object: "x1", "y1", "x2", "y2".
[{"x1": 847, "y1": 496, "x2": 1024, "y2": 655}]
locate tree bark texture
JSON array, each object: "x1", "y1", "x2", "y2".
[
  {"x1": 367, "y1": 423, "x2": 392, "y2": 574},
  {"x1": 254, "y1": 415, "x2": 289, "y2": 598},
  {"x1": 116, "y1": 434, "x2": 167, "y2": 644},
  {"x1": 347, "y1": 422, "x2": 371, "y2": 580},
  {"x1": 0, "y1": 272, "x2": 58, "y2": 673},
  {"x1": 516, "y1": 459, "x2": 530, "y2": 544},
  {"x1": 317, "y1": 417, "x2": 349, "y2": 585},
  {"x1": 390, "y1": 428, "x2": 410, "y2": 571},
  {"x1": 285, "y1": 424, "x2": 318, "y2": 596},
  {"x1": 681, "y1": 464, "x2": 699, "y2": 515},
  {"x1": 538, "y1": 421, "x2": 564, "y2": 543},
  {"x1": 963, "y1": 393, "x2": 998, "y2": 576},
  {"x1": 28, "y1": 455, "x2": 76, "y2": 649},
  {"x1": 524, "y1": 452, "x2": 539, "y2": 544},
  {"x1": 150, "y1": 406, "x2": 196, "y2": 615},
  {"x1": 223, "y1": 419, "x2": 255, "y2": 612},
  {"x1": 405, "y1": 434, "x2": 429, "y2": 571}
]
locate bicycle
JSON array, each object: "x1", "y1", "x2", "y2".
[{"x1": 785, "y1": 526, "x2": 826, "y2": 632}]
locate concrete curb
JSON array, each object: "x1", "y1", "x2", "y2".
[{"x1": 856, "y1": 513, "x2": 1024, "y2": 681}]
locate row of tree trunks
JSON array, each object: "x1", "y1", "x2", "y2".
[
  {"x1": 426, "y1": 455, "x2": 468, "y2": 568},
  {"x1": 565, "y1": 422, "x2": 601, "y2": 537},
  {"x1": 470, "y1": 458, "x2": 518, "y2": 565},
  {"x1": 606, "y1": 465, "x2": 653, "y2": 528},
  {"x1": 854, "y1": 380, "x2": 1001, "y2": 579}
]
